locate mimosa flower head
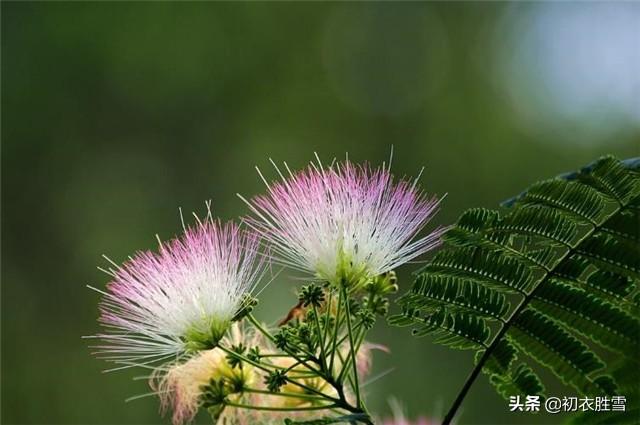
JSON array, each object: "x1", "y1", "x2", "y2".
[
  {"x1": 240, "y1": 155, "x2": 443, "y2": 287},
  {"x1": 89, "y1": 208, "x2": 264, "y2": 368},
  {"x1": 151, "y1": 323, "x2": 259, "y2": 425}
]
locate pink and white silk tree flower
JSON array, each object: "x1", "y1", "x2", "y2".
[
  {"x1": 151, "y1": 323, "x2": 260, "y2": 425},
  {"x1": 88, "y1": 215, "x2": 264, "y2": 368},
  {"x1": 239, "y1": 156, "x2": 443, "y2": 287}
]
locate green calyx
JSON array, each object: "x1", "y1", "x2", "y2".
[
  {"x1": 322, "y1": 246, "x2": 370, "y2": 289},
  {"x1": 365, "y1": 271, "x2": 399, "y2": 296},
  {"x1": 264, "y1": 370, "x2": 288, "y2": 393},
  {"x1": 231, "y1": 294, "x2": 258, "y2": 322},
  {"x1": 299, "y1": 284, "x2": 325, "y2": 308},
  {"x1": 201, "y1": 374, "x2": 247, "y2": 411},
  {"x1": 358, "y1": 271, "x2": 398, "y2": 317},
  {"x1": 183, "y1": 318, "x2": 229, "y2": 352}
]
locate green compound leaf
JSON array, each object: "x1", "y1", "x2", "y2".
[
  {"x1": 518, "y1": 179, "x2": 609, "y2": 223},
  {"x1": 531, "y1": 280, "x2": 640, "y2": 353},
  {"x1": 575, "y1": 232, "x2": 640, "y2": 279},
  {"x1": 510, "y1": 308, "x2": 608, "y2": 395},
  {"x1": 411, "y1": 310, "x2": 490, "y2": 350},
  {"x1": 422, "y1": 246, "x2": 535, "y2": 294},
  {"x1": 401, "y1": 273, "x2": 509, "y2": 320},
  {"x1": 488, "y1": 363, "x2": 545, "y2": 400},
  {"x1": 492, "y1": 206, "x2": 580, "y2": 246},
  {"x1": 392, "y1": 156, "x2": 640, "y2": 423}
]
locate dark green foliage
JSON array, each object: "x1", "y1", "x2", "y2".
[
  {"x1": 584, "y1": 269, "x2": 635, "y2": 300},
  {"x1": 478, "y1": 335, "x2": 546, "y2": 399},
  {"x1": 226, "y1": 343, "x2": 247, "y2": 369},
  {"x1": 424, "y1": 247, "x2": 535, "y2": 294},
  {"x1": 494, "y1": 206, "x2": 580, "y2": 245},
  {"x1": 510, "y1": 309, "x2": 610, "y2": 395},
  {"x1": 481, "y1": 338, "x2": 517, "y2": 376},
  {"x1": 356, "y1": 309, "x2": 376, "y2": 329},
  {"x1": 568, "y1": 359, "x2": 640, "y2": 424},
  {"x1": 401, "y1": 274, "x2": 509, "y2": 319},
  {"x1": 518, "y1": 180, "x2": 608, "y2": 222},
  {"x1": 201, "y1": 378, "x2": 228, "y2": 408},
  {"x1": 392, "y1": 156, "x2": 640, "y2": 422},
  {"x1": 284, "y1": 413, "x2": 372, "y2": 425},
  {"x1": 489, "y1": 364, "x2": 545, "y2": 400},
  {"x1": 601, "y1": 209, "x2": 639, "y2": 245},
  {"x1": 274, "y1": 329, "x2": 293, "y2": 351},
  {"x1": 247, "y1": 346, "x2": 261, "y2": 362},
  {"x1": 531, "y1": 280, "x2": 639, "y2": 353},
  {"x1": 576, "y1": 233, "x2": 640, "y2": 278},
  {"x1": 299, "y1": 284, "x2": 325, "y2": 308},
  {"x1": 411, "y1": 309, "x2": 490, "y2": 350},
  {"x1": 265, "y1": 370, "x2": 288, "y2": 393}
]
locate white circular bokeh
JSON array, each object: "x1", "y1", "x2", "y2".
[{"x1": 493, "y1": 2, "x2": 640, "y2": 146}]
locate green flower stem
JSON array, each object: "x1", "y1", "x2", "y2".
[
  {"x1": 246, "y1": 313, "x2": 323, "y2": 376},
  {"x1": 281, "y1": 357, "x2": 317, "y2": 375},
  {"x1": 328, "y1": 287, "x2": 344, "y2": 375},
  {"x1": 239, "y1": 286, "x2": 373, "y2": 423},
  {"x1": 313, "y1": 304, "x2": 328, "y2": 371},
  {"x1": 224, "y1": 401, "x2": 338, "y2": 412},
  {"x1": 243, "y1": 387, "x2": 329, "y2": 402},
  {"x1": 294, "y1": 345, "x2": 320, "y2": 363},
  {"x1": 287, "y1": 373, "x2": 323, "y2": 379},
  {"x1": 342, "y1": 285, "x2": 361, "y2": 408},
  {"x1": 258, "y1": 354, "x2": 296, "y2": 358},
  {"x1": 335, "y1": 348, "x2": 357, "y2": 393},
  {"x1": 207, "y1": 405, "x2": 226, "y2": 423},
  {"x1": 227, "y1": 398, "x2": 373, "y2": 424},
  {"x1": 217, "y1": 345, "x2": 334, "y2": 401},
  {"x1": 241, "y1": 314, "x2": 357, "y2": 412},
  {"x1": 329, "y1": 319, "x2": 364, "y2": 353},
  {"x1": 337, "y1": 324, "x2": 366, "y2": 384},
  {"x1": 321, "y1": 288, "x2": 334, "y2": 354},
  {"x1": 354, "y1": 323, "x2": 366, "y2": 353},
  {"x1": 246, "y1": 313, "x2": 276, "y2": 344},
  {"x1": 217, "y1": 344, "x2": 277, "y2": 374}
]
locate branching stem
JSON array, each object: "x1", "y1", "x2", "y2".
[{"x1": 342, "y1": 285, "x2": 361, "y2": 408}]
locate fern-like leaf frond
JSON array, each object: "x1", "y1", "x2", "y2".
[
  {"x1": 409, "y1": 309, "x2": 490, "y2": 350},
  {"x1": 488, "y1": 363, "x2": 545, "y2": 400},
  {"x1": 531, "y1": 280, "x2": 640, "y2": 353},
  {"x1": 423, "y1": 247, "x2": 535, "y2": 294},
  {"x1": 510, "y1": 308, "x2": 608, "y2": 394},
  {"x1": 392, "y1": 155, "x2": 640, "y2": 424},
  {"x1": 401, "y1": 274, "x2": 509, "y2": 320}
]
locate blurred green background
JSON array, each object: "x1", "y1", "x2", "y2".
[{"x1": 2, "y1": 2, "x2": 638, "y2": 425}]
